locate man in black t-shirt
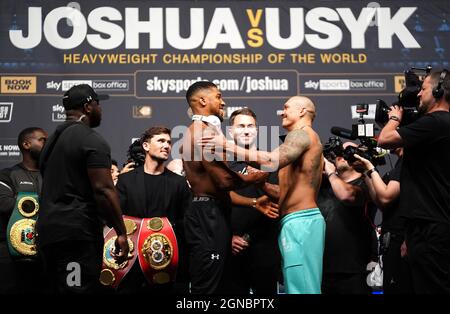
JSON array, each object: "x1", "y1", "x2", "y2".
[
  {"x1": 37, "y1": 84, "x2": 129, "y2": 294},
  {"x1": 378, "y1": 70, "x2": 450, "y2": 293},
  {"x1": 319, "y1": 142, "x2": 375, "y2": 294},
  {"x1": 116, "y1": 126, "x2": 191, "y2": 294},
  {"x1": 0, "y1": 127, "x2": 47, "y2": 293}
]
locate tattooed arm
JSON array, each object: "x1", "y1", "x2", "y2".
[{"x1": 229, "y1": 129, "x2": 311, "y2": 172}]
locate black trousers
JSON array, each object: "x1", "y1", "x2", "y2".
[
  {"x1": 40, "y1": 240, "x2": 103, "y2": 294},
  {"x1": 225, "y1": 239, "x2": 280, "y2": 294},
  {"x1": 0, "y1": 242, "x2": 46, "y2": 294},
  {"x1": 184, "y1": 198, "x2": 231, "y2": 294},
  {"x1": 381, "y1": 232, "x2": 413, "y2": 294},
  {"x1": 406, "y1": 220, "x2": 450, "y2": 294},
  {"x1": 322, "y1": 272, "x2": 371, "y2": 294}
]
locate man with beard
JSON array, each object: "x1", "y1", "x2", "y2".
[
  {"x1": 37, "y1": 84, "x2": 129, "y2": 294},
  {"x1": 0, "y1": 127, "x2": 47, "y2": 293},
  {"x1": 378, "y1": 70, "x2": 450, "y2": 293},
  {"x1": 182, "y1": 81, "x2": 268, "y2": 294},
  {"x1": 115, "y1": 126, "x2": 191, "y2": 294}
]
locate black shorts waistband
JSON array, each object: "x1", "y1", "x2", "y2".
[{"x1": 192, "y1": 196, "x2": 215, "y2": 202}]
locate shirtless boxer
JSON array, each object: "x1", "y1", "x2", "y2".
[{"x1": 182, "y1": 81, "x2": 268, "y2": 294}]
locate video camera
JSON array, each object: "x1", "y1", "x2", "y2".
[
  {"x1": 327, "y1": 104, "x2": 386, "y2": 167},
  {"x1": 125, "y1": 139, "x2": 145, "y2": 167},
  {"x1": 375, "y1": 66, "x2": 432, "y2": 126}
]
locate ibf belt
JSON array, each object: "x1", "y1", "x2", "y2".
[
  {"x1": 6, "y1": 192, "x2": 39, "y2": 260},
  {"x1": 138, "y1": 217, "x2": 179, "y2": 285},
  {"x1": 100, "y1": 215, "x2": 140, "y2": 288}
]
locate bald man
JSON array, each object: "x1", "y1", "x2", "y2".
[
  {"x1": 201, "y1": 96, "x2": 325, "y2": 294},
  {"x1": 182, "y1": 81, "x2": 268, "y2": 294}
]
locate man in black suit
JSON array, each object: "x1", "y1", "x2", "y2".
[{"x1": 115, "y1": 126, "x2": 191, "y2": 294}]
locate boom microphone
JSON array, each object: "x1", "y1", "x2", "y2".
[{"x1": 330, "y1": 126, "x2": 357, "y2": 140}]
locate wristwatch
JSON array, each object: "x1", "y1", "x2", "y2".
[
  {"x1": 389, "y1": 116, "x2": 400, "y2": 122},
  {"x1": 365, "y1": 168, "x2": 377, "y2": 178}
]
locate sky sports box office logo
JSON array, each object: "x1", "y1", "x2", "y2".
[
  {"x1": 46, "y1": 79, "x2": 129, "y2": 92},
  {"x1": 303, "y1": 79, "x2": 386, "y2": 91}
]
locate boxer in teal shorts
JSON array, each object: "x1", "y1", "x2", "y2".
[
  {"x1": 279, "y1": 208, "x2": 325, "y2": 293},
  {"x1": 202, "y1": 96, "x2": 324, "y2": 294}
]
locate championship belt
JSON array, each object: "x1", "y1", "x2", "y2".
[
  {"x1": 99, "y1": 215, "x2": 140, "y2": 288},
  {"x1": 6, "y1": 192, "x2": 39, "y2": 260},
  {"x1": 137, "y1": 217, "x2": 179, "y2": 285}
]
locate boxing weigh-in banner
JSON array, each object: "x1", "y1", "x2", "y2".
[{"x1": 0, "y1": 0, "x2": 448, "y2": 168}]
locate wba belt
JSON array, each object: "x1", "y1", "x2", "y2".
[
  {"x1": 6, "y1": 192, "x2": 39, "y2": 260},
  {"x1": 100, "y1": 216, "x2": 178, "y2": 288}
]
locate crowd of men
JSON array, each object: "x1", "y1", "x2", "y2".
[{"x1": 0, "y1": 69, "x2": 449, "y2": 294}]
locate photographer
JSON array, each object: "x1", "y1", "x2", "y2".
[
  {"x1": 318, "y1": 142, "x2": 375, "y2": 294},
  {"x1": 354, "y1": 150, "x2": 412, "y2": 294},
  {"x1": 378, "y1": 70, "x2": 450, "y2": 293}
]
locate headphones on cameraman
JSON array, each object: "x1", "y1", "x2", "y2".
[{"x1": 432, "y1": 69, "x2": 448, "y2": 99}]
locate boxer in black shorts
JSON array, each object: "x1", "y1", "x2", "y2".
[{"x1": 182, "y1": 81, "x2": 267, "y2": 294}]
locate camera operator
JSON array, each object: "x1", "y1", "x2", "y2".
[
  {"x1": 354, "y1": 150, "x2": 413, "y2": 294},
  {"x1": 318, "y1": 142, "x2": 375, "y2": 294},
  {"x1": 378, "y1": 70, "x2": 450, "y2": 293}
]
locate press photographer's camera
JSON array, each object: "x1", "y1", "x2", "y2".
[
  {"x1": 342, "y1": 141, "x2": 384, "y2": 166},
  {"x1": 375, "y1": 66, "x2": 431, "y2": 126},
  {"x1": 323, "y1": 136, "x2": 343, "y2": 161},
  {"x1": 125, "y1": 139, "x2": 145, "y2": 167},
  {"x1": 323, "y1": 136, "x2": 385, "y2": 167}
]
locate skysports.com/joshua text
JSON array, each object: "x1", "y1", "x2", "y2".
[{"x1": 146, "y1": 76, "x2": 289, "y2": 94}]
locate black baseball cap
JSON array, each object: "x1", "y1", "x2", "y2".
[{"x1": 62, "y1": 84, "x2": 109, "y2": 110}]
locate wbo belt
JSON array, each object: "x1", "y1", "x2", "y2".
[
  {"x1": 100, "y1": 216, "x2": 179, "y2": 289},
  {"x1": 7, "y1": 192, "x2": 39, "y2": 261}
]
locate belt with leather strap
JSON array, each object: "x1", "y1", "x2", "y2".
[
  {"x1": 100, "y1": 215, "x2": 141, "y2": 288},
  {"x1": 137, "y1": 217, "x2": 179, "y2": 285},
  {"x1": 7, "y1": 192, "x2": 39, "y2": 260},
  {"x1": 100, "y1": 216, "x2": 179, "y2": 288}
]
